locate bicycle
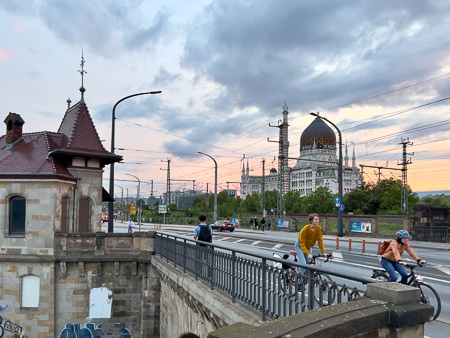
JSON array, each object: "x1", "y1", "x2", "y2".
[
  {"x1": 272, "y1": 251, "x2": 336, "y2": 304},
  {"x1": 371, "y1": 262, "x2": 441, "y2": 321}
]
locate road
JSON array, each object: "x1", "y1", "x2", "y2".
[{"x1": 103, "y1": 221, "x2": 450, "y2": 337}]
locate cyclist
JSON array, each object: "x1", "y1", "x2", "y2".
[
  {"x1": 294, "y1": 213, "x2": 330, "y2": 281},
  {"x1": 381, "y1": 230, "x2": 427, "y2": 284}
]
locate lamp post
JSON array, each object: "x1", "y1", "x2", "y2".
[
  {"x1": 115, "y1": 184, "x2": 124, "y2": 222},
  {"x1": 310, "y1": 112, "x2": 344, "y2": 237},
  {"x1": 126, "y1": 173, "x2": 141, "y2": 232},
  {"x1": 108, "y1": 90, "x2": 161, "y2": 233},
  {"x1": 198, "y1": 152, "x2": 217, "y2": 223}
]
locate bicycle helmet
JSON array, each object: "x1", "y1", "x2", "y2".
[{"x1": 396, "y1": 230, "x2": 410, "y2": 239}]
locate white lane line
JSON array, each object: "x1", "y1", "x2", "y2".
[
  {"x1": 235, "y1": 239, "x2": 246, "y2": 243},
  {"x1": 436, "y1": 265, "x2": 450, "y2": 276},
  {"x1": 251, "y1": 241, "x2": 262, "y2": 246},
  {"x1": 273, "y1": 243, "x2": 283, "y2": 249}
]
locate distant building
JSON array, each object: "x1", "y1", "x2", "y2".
[
  {"x1": 162, "y1": 190, "x2": 205, "y2": 209},
  {"x1": 241, "y1": 104, "x2": 362, "y2": 198}
]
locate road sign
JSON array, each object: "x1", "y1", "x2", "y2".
[
  {"x1": 334, "y1": 197, "x2": 341, "y2": 204},
  {"x1": 339, "y1": 204, "x2": 345, "y2": 211},
  {"x1": 130, "y1": 206, "x2": 136, "y2": 215},
  {"x1": 159, "y1": 203, "x2": 167, "y2": 214}
]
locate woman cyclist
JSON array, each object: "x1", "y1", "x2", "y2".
[{"x1": 381, "y1": 230, "x2": 427, "y2": 284}]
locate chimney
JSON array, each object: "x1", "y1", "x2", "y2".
[{"x1": 4, "y1": 113, "x2": 25, "y2": 145}]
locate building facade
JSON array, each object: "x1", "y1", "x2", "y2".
[{"x1": 241, "y1": 105, "x2": 362, "y2": 198}]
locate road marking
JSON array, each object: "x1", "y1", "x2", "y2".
[
  {"x1": 436, "y1": 265, "x2": 450, "y2": 276},
  {"x1": 235, "y1": 239, "x2": 246, "y2": 243},
  {"x1": 251, "y1": 241, "x2": 262, "y2": 246},
  {"x1": 273, "y1": 243, "x2": 283, "y2": 249}
]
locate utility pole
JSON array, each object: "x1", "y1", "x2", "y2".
[
  {"x1": 161, "y1": 159, "x2": 171, "y2": 206},
  {"x1": 398, "y1": 138, "x2": 413, "y2": 214},
  {"x1": 261, "y1": 158, "x2": 266, "y2": 218},
  {"x1": 206, "y1": 183, "x2": 209, "y2": 209}
]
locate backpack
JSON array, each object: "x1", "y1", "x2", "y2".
[
  {"x1": 198, "y1": 225, "x2": 212, "y2": 242},
  {"x1": 377, "y1": 241, "x2": 391, "y2": 255}
]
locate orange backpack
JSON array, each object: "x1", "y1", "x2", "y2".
[{"x1": 377, "y1": 241, "x2": 391, "y2": 255}]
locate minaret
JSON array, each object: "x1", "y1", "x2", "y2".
[
  {"x1": 242, "y1": 161, "x2": 245, "y2": 179},
  {"x1": 345, "y1": 142, "x2": 349, "y2": 167},
  {"x1": 246, "y1": 159, "x2": 249, "y2": 177},
  {"x1": 281, "y1": 102, "x2": 289, "y2": 193},
  {"x1": 352, "y1": 145, "x2": 356, "y2": 168}
]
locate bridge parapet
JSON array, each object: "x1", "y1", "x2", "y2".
[{"x1": 208, "y1": 283, "x2": 432, "y2": 338}]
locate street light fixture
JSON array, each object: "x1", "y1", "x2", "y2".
[
  {"x1": 108, "y1": 90, "x2": 161, "y2": 233},
  {"x1": 125, "y1": 173, "x2": 141, "y2": 232},
  {"x1": 198, "y1": 152, "x2": 217, "y2": 223},
  {"x1": 310, "y1": 112, "x2": 344, "y2": 237}
]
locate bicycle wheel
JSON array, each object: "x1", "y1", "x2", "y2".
[
  {"x1": 417, "y1": 282, "x2": 441, "y2": 320},
  {"x1": 372, "y1": 271, "x2": 389, "y2": 281},
  {"x1": 313, "y1": 273, "x2": 336, "y2": 304}
]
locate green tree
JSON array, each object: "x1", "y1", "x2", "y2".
[
  {"x1": 284, "y1": 190, "x2": 302, "y2": 213},
  {"x1": 242, "y1": 192, "x2": 261, "y2": 211},
  {"x1": 301, "y1": 186, "x2": 335, "y2": 214},
  {"x1": 263, "y1": 190, "x2": 278, "y2": 211},
  {"x1": 420, "y1": 194, "x2": 450, "y2": 207}
]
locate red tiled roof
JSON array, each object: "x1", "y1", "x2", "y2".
[{"x1": 0, "y1": 99, "x2": 122, "y2": 180}]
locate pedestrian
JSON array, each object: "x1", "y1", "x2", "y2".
[
  {"x1": 194, "y1": 215, "x2": 213, "y2": 245},
  {"x1": 127, "y1": 219, "x2": 135, "y2": 233},
  {"x1": 261, "y1": 217, "x2": 266, "y2": 231},
  {"x1": 267, "y1": 219, "x2": 271, "y2": 231},
  {"x1": 294, "y1": 213, "x2": 330, "y2": 283},
  {"x1": 194, "y1": 215, "x2": 213, "y2": 276},
  {"x1": 254, "y1": 217, "x2": 258, "y2": 230},
  {"x1": 250, "y1": 217, "x2": 254, "y2": 230},
  {"x1": 381, "y1": 230, "x2": 426, "y2": 284}
]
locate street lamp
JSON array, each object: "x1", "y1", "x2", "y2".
[
  {"x1": 108, "y1": 90, "x2": 161, "y2": 233},
  {"x1": 126, "y1": 173, "x2": 141, "y2": 232},
  {"x1": 310, "y1": 112, "x2": 344, "y2": 237},
  {"x1": 115, "y1": 184, "x2": 124, "y2": 222},
  {"x1": 198, "y1": 152, "x2": 217, "y2": 223}
]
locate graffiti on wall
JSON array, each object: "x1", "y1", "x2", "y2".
[
  {"x1": 58, "y1": 322, "x2": 131, "y2": 338},
  {"x1": 0, "y1": 315, "x2": 23, "y2": 337},
  {"x1": 0, "y1": 305, "x2": 8, "y2": 312}
]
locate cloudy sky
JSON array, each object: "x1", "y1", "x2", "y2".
[{"x1": 1, "y1": 0, "x2": 449, "y2": 199}]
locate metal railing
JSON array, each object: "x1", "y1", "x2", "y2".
[
  {"x1": 413, "y1": 226, "x2": 449, "y2": 243},
  {"x1": 155, "y1": 232, "x2": 376, "y2": 321}
]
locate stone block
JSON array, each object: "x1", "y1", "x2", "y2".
[{"x1": 367, "y1": 282, "x2": 420, "y2": 305}]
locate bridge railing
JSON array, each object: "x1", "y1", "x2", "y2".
[{"x1": 155, "y1": 232, "x2": 376, "y2": 321}]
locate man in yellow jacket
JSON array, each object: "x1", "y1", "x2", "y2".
[{"x1": 294, "y1": 213, "x2": 330, "y2": 281}]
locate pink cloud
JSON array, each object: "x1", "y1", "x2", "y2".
[{"x1": 0, "y1": 47, "x2": 18, "y2": 63}]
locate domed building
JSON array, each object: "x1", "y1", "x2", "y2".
[{"x1": 290, "y1": 116, "x2": 362, "y2": 196}]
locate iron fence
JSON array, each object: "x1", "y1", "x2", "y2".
[
  {"x1": 155, "y1": 232, "x2": 376, "y2": 321},
  {"x1": 413, "y1": 226, "x2": 449, "y2": 243}
]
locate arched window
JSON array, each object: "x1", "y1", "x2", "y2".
[
  {"x1": 9, "y1": 195, "x2": 26, "y2": 235},
  {"x1": 61, "y1": 196, "x2": 69, "y2": 232},
  {"x1": 22, "y1": 275, "x2": 40, "y2": 308},
  {"x1": 78, "y1": 197, "x2": 90, "y2": 232}
]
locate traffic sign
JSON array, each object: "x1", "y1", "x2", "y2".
[
  {"x1": 159, "y1": 203, "x2": 167, "y2": 214},
  {"x1": 339, "y1": 204, "x2": 345, "y2": 211},
  {"x1": 334, "y1": 197, "x2": 341, "y2": 204},
  {"x1": 130, "y1": 206, "x2": 136, "y2": 215}
]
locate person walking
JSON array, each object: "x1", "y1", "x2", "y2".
[
  {"x1": 194, "y1": 215, "x2": 213, "y2": 276},
  {"x1": 267, "y1": 219, "x2": 271, "y2": 231},
  {"x1": 294, "y1": 213, "x2": 330, "y2": 282},
  {"x1": 127, "y1": 219, "x2": 135, "y2": 233},
  {"x1": 381, "y1": 230, "x2": 426, "y2": 284},
  {"x1": 254, "y1": 217, "x2": 259, "y2": 230},
  {"x1": 261, "y1": 217, "x2": 266, "y2": 231},
  {"x1": 250, "y1": 217, "x2": 254, "y2": 230}
]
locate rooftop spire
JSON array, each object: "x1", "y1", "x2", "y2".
[
  {"x1": 78, "y1": 49, "x2": 87, "y2": 103},
  {"x1": 282, "y1": 101, "x2": 288, "y2": 112}
]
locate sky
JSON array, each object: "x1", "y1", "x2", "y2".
[{"x1": 1, "y1": 0, "x2": 449, "y2": 200}]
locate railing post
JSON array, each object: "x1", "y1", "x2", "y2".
[
  {"x1": 307, "y1": 266, "x2": 314, "y2": 311},
  {"x1": 183, "y1": 239, "x2": 187, "y2": 273},
  {"x1": 261, "y1": 258, "x2": 266, "y2": 321},
  {"x1": 210, "y1": 246, "x2": 215, "y2": 290},
  {"x1": 195, "y1": 242, "x2": 199, "y2": 281},
  {"x1": 231, "y1": 251, "x2": 236, "y2": 303}
]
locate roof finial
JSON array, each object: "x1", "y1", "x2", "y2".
[
  {"x1": 78, "y1": 48, "x2": 87, "y2": 102},
  {"x1": 282, "y1": 101, "x2": 288, "y2": 112},
  {"x1": 67, "y1": 97, "x2": 72, "y2": 110}
]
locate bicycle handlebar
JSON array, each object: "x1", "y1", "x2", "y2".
[{"x1": 310, "y1": 253, "x2": 332, "y2": 263}]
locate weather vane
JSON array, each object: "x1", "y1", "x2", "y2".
[{"x1": 78, "y1": 49, "x2": 87, "y2": 100}]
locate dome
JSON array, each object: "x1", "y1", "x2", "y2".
[
  {"x1": 270, "y1": 168, "x2": 277, "y2": 174},
  {"x1": 300, "y1": 117, "x2": 336, "y2": 151}
]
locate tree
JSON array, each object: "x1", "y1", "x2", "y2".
[
  {"x1": 242, "y1": 192, "x2": 261, "y2": 212},
  {"x1": 284, "y1": 190, "x2": 302, "y2": 213},
  {"x1": 420, "y1": 194, "x2": 450, "y2": 207},
  {"x1": 301, "y1": 187, "x2": 335, "y2": 214}
]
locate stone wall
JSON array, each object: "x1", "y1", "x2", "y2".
[{"x1": 153, "y1": 255, "x2": 261, "y2": 338}]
